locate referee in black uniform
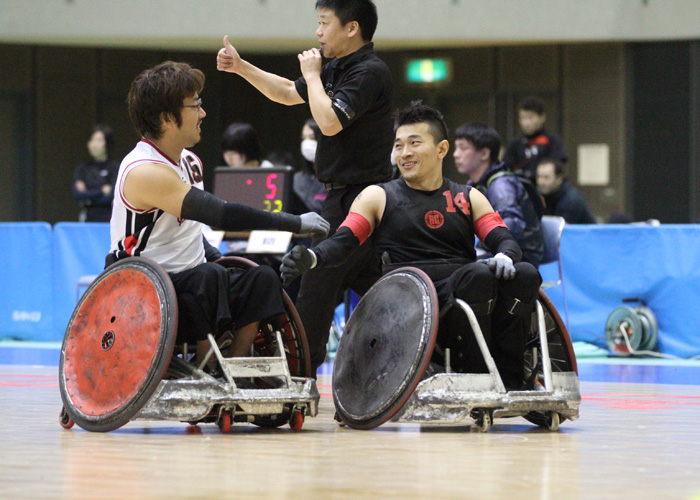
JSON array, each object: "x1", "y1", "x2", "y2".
[{"x1": 217, "y1": 0, "x2": 394, "y2": 376}]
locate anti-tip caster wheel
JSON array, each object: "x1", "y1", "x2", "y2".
[
  {"x1": 547, "y1": 412, "x2": 560, "y2": 431},
  {"x1": 290, "y1": 410, "x2": 304, "y2": 432},
  {"x1": 59, "y1": 407, "x2": 75, "y2": 429},
  {"x1": 185, "y1": 424, "x2": 202, "y2": 435},
  {"x1": 217, "y1": 412, "x2": 232, "y2": 434},
  {"x1": 471, "y1": 410, "x2": 492, "y2": 432}
]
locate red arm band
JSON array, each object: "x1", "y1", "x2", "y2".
[
  {"x1": 474, "y1": 211, "x2": 507, "y2": 241},
  {"x1": 339, "y1": 212, "x2": 372, "y2": 245}
]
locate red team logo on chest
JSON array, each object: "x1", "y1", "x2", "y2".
[{"x1": 425, "y1": 210, "x2": 444, "y2": 229}]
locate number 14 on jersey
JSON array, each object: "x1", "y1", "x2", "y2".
[{"x1": 443, "y1": 190, "x2": 471, "y2": 215}]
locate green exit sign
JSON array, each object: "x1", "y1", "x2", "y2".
[{"x1": 406, "y1": 58, "x2": 451, "y2": 84}]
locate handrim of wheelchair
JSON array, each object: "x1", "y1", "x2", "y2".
[{"x1": 58, "y1": 259, "x2": 579, "y2": 433}]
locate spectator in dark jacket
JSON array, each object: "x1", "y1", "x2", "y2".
[
  {"x1": 454, "y1": 122, "x2": 544, "y2": 266},
  {"x1": 73, "y1": 124, "x2": 119, "y2": 222},
  {"x1": 536, "y1": 158, "x2": 596, "y2": 224},
  {"x1": 502, "y1": 97, "x2": 567, "y2": 183}
]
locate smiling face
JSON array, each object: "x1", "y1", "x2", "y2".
[
  {"x1": 315, "y1": 7, "x2": 354, "y2": 58},
  {"x1": 393, "y1": 122, "x2": 448, "y2": 188},
  {"x1": 178, "y1": 94, "x2": 206, "y2": 148}
]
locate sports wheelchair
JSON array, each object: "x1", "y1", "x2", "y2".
[
  {"x1": 58, "y1": 256, "x2": 318, "y2": 433},
  {"x1": 332, "y1": 267, "x2": 580, "y2": 432}
]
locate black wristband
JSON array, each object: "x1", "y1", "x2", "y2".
[
  {"x1": 180, "y1": 187, "x2": 301, "y2": 232},
  {"x1": 274, "y1": 211, "x2": 302, "y2": 233},
  {"x1": 313, "y1": 227, "x2": 360, "y2": 267},
  {"x1": 484, "y1": 226, "x2": 522, "y2": 263}
]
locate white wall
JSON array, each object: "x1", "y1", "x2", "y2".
[{"x1": 1, "y1": 0, "x2": 699, "y2": 52}]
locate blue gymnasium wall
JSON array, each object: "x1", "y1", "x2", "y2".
[
  {"x1": 541, "y1": 224, "x2": 700, "y2": 358},
  {"x1": 1, "y1": 222, "x2": 700, "y2": 357},
  {"x1": 0, "y1": 222, "x2": 110, "y2": 341},
  {"x1": 0, "y1": 223, "x2": 55, "y2": 340}
]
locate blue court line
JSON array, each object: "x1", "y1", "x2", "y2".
[{"x1": 0, "y1": 341, "x2": 61, "y2": 367}]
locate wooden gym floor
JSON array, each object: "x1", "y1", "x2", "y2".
[{"x1": 1, "y1": 353, "x2": 700, "y2": 499}]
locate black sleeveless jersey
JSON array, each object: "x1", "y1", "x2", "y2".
[{"x1": 375, "y1": 177, "x2": 477, "y2": 264}]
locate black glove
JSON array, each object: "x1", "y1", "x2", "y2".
[
  {"x1": 487, "y1": 252, "x2": 516, "y2": 280},
  {"x1": 280, "y1": 245, "x2": 316, "y2": 286},
  {"x1": 299, "y1": 212, "x2": 330, "y2": 238}
]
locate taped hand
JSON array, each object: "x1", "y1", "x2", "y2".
[
  {"x1": 280, "y1": 245, "x2": 316, "y2": 286},
  {"x1": 487, "y1": 252, "x2": 516, "y2": 280}
]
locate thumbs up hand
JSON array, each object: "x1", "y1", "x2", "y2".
[{"x1": 217, "y1": 35, "x2": 242, "y2": 73}]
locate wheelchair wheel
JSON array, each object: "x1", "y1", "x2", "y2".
[
  {"x1": 216, "y1": 256, "x2": 312, "y2": 378},
  {"x1": 332, "y1": 267, "x2": 439, "y2": 430},
  {"x1": 523, "y1": 289, "x2": 577, "y2": 428},
  {"x1": 59, "y1": 257, "x2": 178, "y2": 432}
]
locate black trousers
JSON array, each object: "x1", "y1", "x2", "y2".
[
  {"x1": 433, "y1": 261, "x2": 542, "y2": 389},
  {"x1": 294, "y1": 185, "x2": 383, "y2": 375},
  {"x1": 169, "y1": 262, "x2": 285, "y2": 344}
]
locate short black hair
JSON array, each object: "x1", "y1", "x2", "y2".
[
  {"x1": 454, "y1": 122, "x2": 501, "y2": 164},
  {"x1": 395, "y1": 100, "x2": 449, "y2": 144},
  {"x1": 517, "y1": 96, "x2": 546, "y2": 116},
  {"x1": 220, "y1": 122, "x2": 262, "y2": 163},
  {"x1": 315, "y1": 0, "x2": 378, "y2": 41},
  {"x1": 537, "y1": 157, "x2": 564, "y2": 176}
]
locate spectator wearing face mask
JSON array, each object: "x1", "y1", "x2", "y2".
[{"x1": 292, "y1": 118, "x2": 327, "y2": 214}]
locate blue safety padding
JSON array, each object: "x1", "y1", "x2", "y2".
[
  {"x1": 52, "y1": 222, "x2": 111, "y2": 340},
  {"x1": 3, "y1": 221, "x2": 700, "y2": 358},
  {"x1": 555, "y1": 224, "x2": 700, "y2": 358},
  {"x1": 0, "y1": 223, "x2": 54, "y2": 340}
]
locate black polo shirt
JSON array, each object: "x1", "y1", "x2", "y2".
[{"x1": 294, "y1": 42, "x2": 394, "y2": 185}]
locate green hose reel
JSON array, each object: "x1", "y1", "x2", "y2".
[{"x1": 605, "y1": 299, "x2": 658, "y2": 355}]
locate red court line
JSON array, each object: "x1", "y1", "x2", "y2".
[
  {"x1": 0, "y1": 381, "x2": 58, "y2": 388},
  {"x1": 584, "y1": 393, "x2": 700, "y2": 400},
  {"x1": 582, "y1": 393, "x2": 700, "y2": 410}
]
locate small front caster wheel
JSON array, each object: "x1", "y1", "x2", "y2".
[
  {"x1": 290, "y1": 410, "x2": 304, "y2": 432},
  {"x1": 547, "y1": 412, "x2": 560, "y2": 431},
  {"x1": 217, "y1": 412, "x2": 232, "y2": 434},
  {"x1": 59, "y1": 407, "x2": 75, "y2": 429},
  {"x1": 471, "y1": 410, "x2": 492, "y2": 432}
]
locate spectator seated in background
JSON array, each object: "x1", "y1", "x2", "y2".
[
  {"x1": 502, "y1": 96, "x2": 568, "y2": 183},
  {"x1": 453, "y1": 122, "x2": 545, "y2": 267},
  {"x1": 536, "y1": 158, "x2": 596, "y2": 224},
  {"x1": 291, "y1": 118, "x2": 327, "y2": 215},
  {"x1": 220, "y1": 122, "x2": 273, "y2": 168},
  {"x1": 73, "y1": 124, "x2": 119, "y2": 222}
]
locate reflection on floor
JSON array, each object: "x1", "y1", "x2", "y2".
[{"x1": 2, "y1": 341, "x2": 700, "y2": 499}]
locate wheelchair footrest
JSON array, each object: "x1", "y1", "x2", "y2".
[
  {"x1": 392, "y1": 371, "x2": 580, "y2": 424},
  {"x1": 133, "y1": 377, "x2": 319, "y2": 422}
]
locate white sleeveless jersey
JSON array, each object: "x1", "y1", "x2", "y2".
[{"x1": 110, "y1": 139, "x2": 206, "y2": 273}]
